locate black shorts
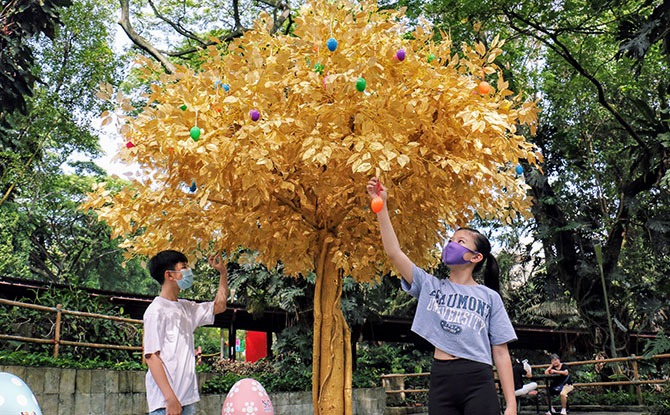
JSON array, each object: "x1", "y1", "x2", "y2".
[{"x1": 428, "y1": 358, "x2": 501, "y2": 415}]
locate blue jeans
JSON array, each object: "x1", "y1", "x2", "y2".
[{"x1": 149, "y1": 403, "x2": 196, "y2": 415}]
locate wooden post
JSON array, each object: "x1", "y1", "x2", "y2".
[
  {"x1": 631, "y1": 355, "x2": 642, "y2": 405},
  {"x1": 54, "y1": 304, "x2": 62, "y2": 358}
]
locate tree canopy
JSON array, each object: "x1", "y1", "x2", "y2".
[{"x1": 86, "y1": 0, "x2": 540, "y2": 280}]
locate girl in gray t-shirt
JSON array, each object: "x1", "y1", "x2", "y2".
[{"x1": 367, "y1": 177, "x2": 518, "y2": 415}]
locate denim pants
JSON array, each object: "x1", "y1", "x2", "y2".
[{"x1": 149, "y1": 403, "x2": 196, "y2": 415}]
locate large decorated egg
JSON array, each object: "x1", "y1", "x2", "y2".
[
  {"x1": 222, "y1": 378, "x2": 274, "y2": 415},
  {"x1": 0, "y1": 372, "x2": 43, "y2": 415}
]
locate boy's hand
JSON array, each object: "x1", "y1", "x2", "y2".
[
  {"x1": 165, "y1": 395, "x2": 182, "y2": 415},
  {"x1": 208, "y1": 254, "x2": 227, "y2": 274}
]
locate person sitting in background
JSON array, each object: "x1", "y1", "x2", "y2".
[
  {"x1": 545, "y1": 353, "x2": 573, "y2": 415},
  {"x1": 513, "y1": 358, "x2": 538, "y2": 396}
]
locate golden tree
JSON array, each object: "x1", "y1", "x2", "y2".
[{"x1": 85, "y1": 1, "x2": 540, "y2": 413}]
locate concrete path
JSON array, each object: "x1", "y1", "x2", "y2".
[
  {"x1": 552, "y1": 413, "x2": 648, "y2": 415},
  {"x1": 522, "y1": 411, "x2": 649, "y2": 415}
]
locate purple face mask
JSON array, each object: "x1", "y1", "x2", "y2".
[{"x1": 442, "y1": 241, "x2": 479, "y2": 265}]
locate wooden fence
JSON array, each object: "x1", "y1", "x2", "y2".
[
  {"x1": 0, "y1": 297, "x2": 143, "y2": 357},
  {"x1": 381, "y1": 353, "x2": 670, "y2": 405}
]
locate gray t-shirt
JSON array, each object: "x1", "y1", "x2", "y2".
[{"x1": 402, "y1": 265, "x2": 517, "y2": 365}]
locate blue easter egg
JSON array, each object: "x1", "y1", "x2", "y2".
[
  {"x1": 189, "y1": 181, "x2": 197, "y2": 192},
  {"x1": 0, "y1": 372, "x2": 43, "y2": 415},
  {"x1": 327, "y1": 37, "x2": 338, "y2": 52},
  {"x1": 515, "y1": 164, "x2": 523, "y2": 175},
  {"x1": 223, "y1": 83, "x2": 230, "y2": 92}
]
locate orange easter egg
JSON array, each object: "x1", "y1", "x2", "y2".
[{"x1": 371, "y1": 196, "x2": 384, "y2": 213}]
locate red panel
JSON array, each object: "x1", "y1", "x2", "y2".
[{"x1": 245, "y1": 331, "x2": 268, "y2": 362}]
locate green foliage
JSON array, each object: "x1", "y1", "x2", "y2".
[
  {"x1": 224, "y1": 252, "x2": 313, "y2": 317},
  {"x1": 202, "y1": 357, "x2": 311, "y2": 394},
  {"x1": 0, "y1": 206, "x2": 32, "y2": 278},
  {"x1": 649, "y1": 388, "x2": 670, "y2": 415},
  {"x1": 0, "y1": 0, "x2": 155, "y2": 293},
  {"x1": 354, "y1": 343, "x2": 431, "y2": 389},
  {"x1": 0, "y1": 0, "x2": 72, "y2": 115},
  {"x1": 271, "y1": 324, "x2": 313, "y2": 366},
  {"x1": 0, "y1": 173, "x2": 153, "y2": 292},
  {"x1": 0, "y1": 349, "x2": 144, "y2": 371}
]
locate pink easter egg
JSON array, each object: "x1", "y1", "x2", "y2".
[{"x1": 222, "y1": 378, "x2": 274, "y2": 415}]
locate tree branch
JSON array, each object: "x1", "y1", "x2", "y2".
[
  {"x1": 118, "y1": 0, "x2": 291, "y2": 69},
  {"x1": 146, "y1": 0, "x2": 206, "y2": 46},
  {"x1": 162, "y1": 29, "x2": 245, "y2": 57},
  {"x1": 271, "y1": 3, "x2": 291, "y2": 34},
  {"x1": 233, "y1": 0, "x2": 242, "y2": 31},
  {"x1": 118, "y1": 0, "x2": 176, "y2": 73},
  {"x1": 503, "y1": 7, "x2": 648, "y2": 150}
]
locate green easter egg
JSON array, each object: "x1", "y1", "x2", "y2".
[
  {"x1": 190, "y1": 126, "x2": 201, "y2": 141},
  {"x1": 356, "y1": 77, "x2": 366, "y2": 92}
]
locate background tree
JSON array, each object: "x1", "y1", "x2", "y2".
[
  {"x1": 0, "y1": 0, "x2": 154, "y2": 292},
  {"x1": 84, "y1": 1, "x2": 540, "y2": 413}
]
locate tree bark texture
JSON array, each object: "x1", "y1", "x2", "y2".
[{"x1": 312, "y1": 229, "x2": 352, "y2": 415}]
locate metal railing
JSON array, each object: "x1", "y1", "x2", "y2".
[
  {"x1": 0, "y1": 297, "x2": 143, "y2": 357},
  {"x1": 381, "y1": 353, "x2": 670, "y2": 406}
]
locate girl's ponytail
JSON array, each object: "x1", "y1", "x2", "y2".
[
  {"x1": 460, "y1": 227, "x2": 501, "y2": 293},
  {"x1": 483, "y1": 253, "x2": 500, "y2": 293}
]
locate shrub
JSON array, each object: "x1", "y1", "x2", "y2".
[
  {"x1": 647, "y1": 387, "x2": 670, "y2": 415},
  {"x1": 202, "y1": 356, "x2": 310, "y2": 394},
  {"x1": 0, "y1": 349, "x2": 144, "y2": 370}
]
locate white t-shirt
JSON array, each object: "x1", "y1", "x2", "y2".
[
  {"x1": 143, "y1": 296, "x2": 215, "y2": 412},
  {"x1": 402, "y1": 265, "x2": 517, "y2": 365}
]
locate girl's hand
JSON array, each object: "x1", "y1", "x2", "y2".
[{"x1": 366, "y1": 177, "x2": 387, "y2": 201}]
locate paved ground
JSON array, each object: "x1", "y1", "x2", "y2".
[
  {"x1": 519, "y1": 403, "x2": 650, "y2": 415},
  {"x1": 550, "y1": 413, "x2": 648, "y2": 415},
  {"x1": 522, "y1": 411, "x2": 649, "y2": 415}
]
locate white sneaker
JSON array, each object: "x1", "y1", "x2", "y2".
[{"x1": 560, "y1": 409, "x2": 567, "y2": 415}]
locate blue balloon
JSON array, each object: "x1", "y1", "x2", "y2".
[
  {"x1": 515, "y1": 164, "x2": 524, "y2": 175},
  {"x1": 326, "y1": 37, "x2": 338, "y2": 52},
  {"x1": 0, "y1": 372, "x2": 43, "y2": 415}
]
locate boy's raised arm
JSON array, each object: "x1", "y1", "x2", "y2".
[{"x1": 208, "y1": 254, "x2": 229, "y2": 314}]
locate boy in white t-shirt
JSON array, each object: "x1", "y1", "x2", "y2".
[{"x1": 143, "y1": 250, "x2": 229, "y2": 415}]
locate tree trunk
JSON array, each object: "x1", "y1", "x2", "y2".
[{"x1": 312, "y1": 229, "x2": 353, "y2": 415}]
